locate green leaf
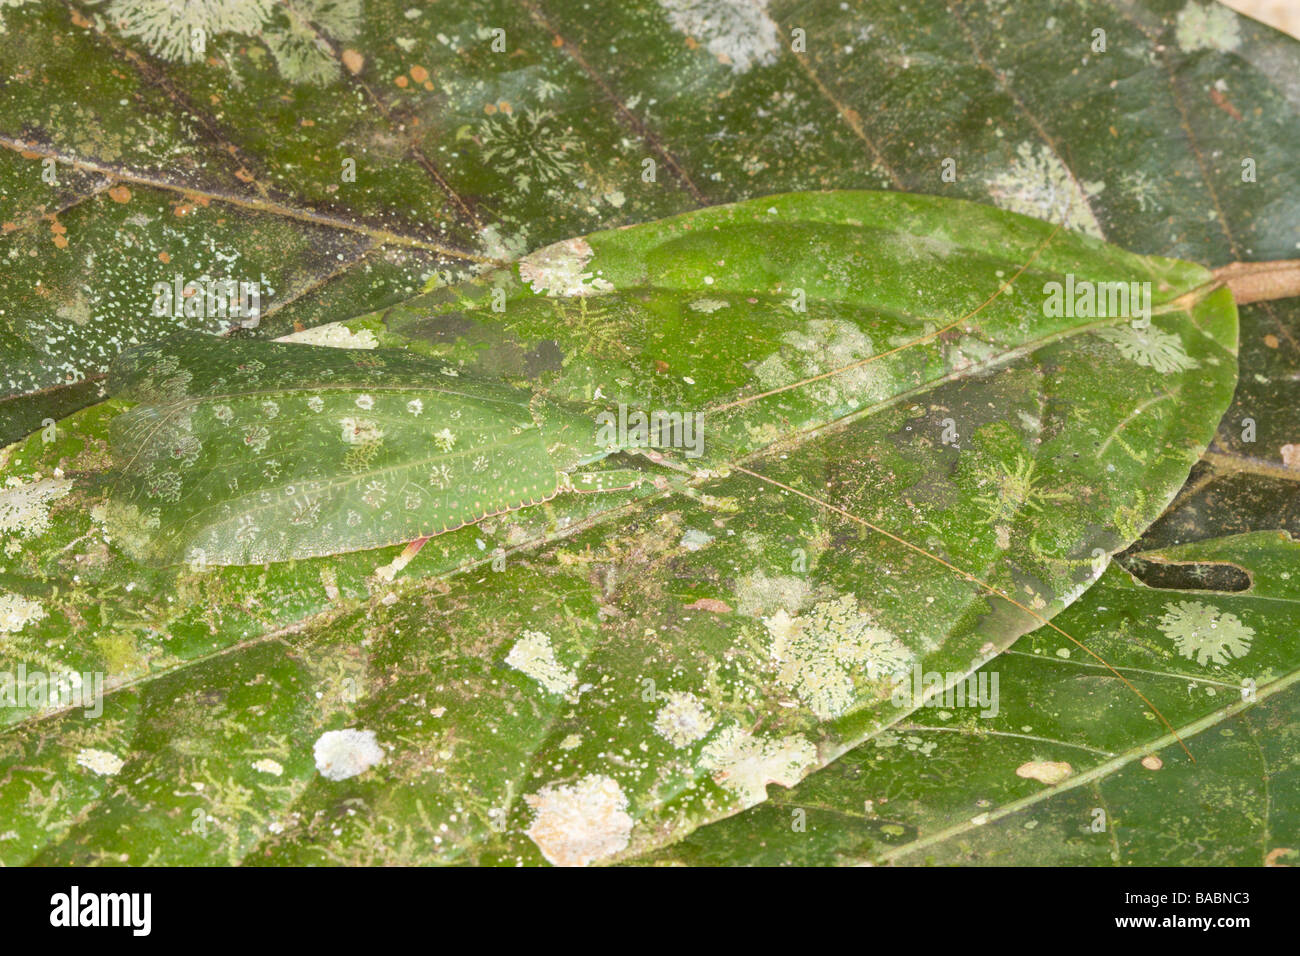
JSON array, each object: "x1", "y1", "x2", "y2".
[
  {"x1": 0, "y1": 190, "x2": 1240, "y2": 864},
  {"x1": 644, "y1": 531, "x2": 1300, "y2": 866},
  {"x1": 103, "y1": 191, "x2": 1234, "y2": 570}
]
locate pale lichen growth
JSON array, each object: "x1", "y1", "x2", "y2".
[
  {"x1": 101, "y1": 0, "x2": 273, "y2": 64},
  {"x1": 0, "y1": 591, "x2": 46, "y2": 634},
  {"x1": 338, "y1": 417, "x2": 384, "y2": 445},
  {"x1": 479, "y1": 109, "x2": 582, "y2": 193},
  {"x1": 0, "y1": 476, "x2": 73, "y2": 543},
  {"x1": 733, "y1": 570, "x2": 811, "y2": 618},
  {"x1": 765, "y1": 595, "x2": 914, "y2": 719},
  {"x1": 652, "y1": 691, "x2": 716, "y2": 747},
  {"x1": 100, "y1": 0, "x2": 362, "y2": 84},
  {"x1": 518, "y1": 238, "x2": 613, "y2": 297},
  {"x1": 524, "y1": 774, "x2": 633, "y2": 867},
  {"x1": 277, "y1": 322, "x2": 378, "y2": 349},
  {"x1": 76, "y1": 748, "x2": 125, "y2": 776},
  {"x1": 658, "y1": 0, "x2": 780, "y2": 74},
  {"x1": 252, "y1": 758, "x2": 284, "y2": 776},
  {"x1": 1094, "y1": 324, "x2": 1198, "y2": 374},
  {"x1": 1158, "y1": 600, "x2": 1255, "y2": 666},
  {"x1": 752, "y1": 318, "x2": 882, "y2": 409},
  {"x1": 505, "y1": 630, "x2": 578, "y2": 695},
  {"x1": 700, "y1": 725, "x2": 818, "y2": 807},
  {"x1": 1174, "y1": 2, "x2": 1241, "y2": 54},
  {"x1": 986, "y1": 142, "x2": 1105, "y2": 239},
  {"x1": 689, "y1": 298, "x2": 730, "y2": 313},
  {"x1": 679, "y1": 529, "x2": 714, "y2": 551},
  {"x1": 313, "y1": 728, "x2": 384, "y2": 781}
]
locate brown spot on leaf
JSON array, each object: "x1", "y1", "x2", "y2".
[
  {"x1": 107, "y1": 185, "x2": 131, "y2": 203},
  {"x1": 1141, "y1": 754, "x2": 1163, "y2": 770},
  {"x1": 1209, "y1": 88, "x2": 1242, "y2": 121},
  {"x1": 394, "y1": 74, "x2": 409, "y2": 88},
  {"x1": 342, "y1": 48, "x2": 364, "y2": 75},
  {"x1": 409, "y1": 65, "x2": 428, "y2": 83}
]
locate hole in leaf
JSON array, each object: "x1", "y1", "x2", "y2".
[{"x1": 1122, "y1": 558, "x2": 1251, "y2": 593}]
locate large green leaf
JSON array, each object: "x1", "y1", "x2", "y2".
[
  {"x1": 0, "y1": 190, "x2": 1240, "y2": 864},
  {"x1": 647, "y1": 531, "x2": 1300, "y2": 866}
]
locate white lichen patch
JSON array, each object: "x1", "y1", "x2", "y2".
[
  {"x1": 277, "y1": 322, "x2": 378, "y2": 349},
  {"x1": 102, "y1": 0, "x2": 362, "y2": 84},
  {"x1": 524, "y1": 774, "x2": 633, "y2": 867},
  {"x1": 252, "y1": 758, "x2": 283, "y2": 776},
  {"x1": 1158, "y1": 600, "x2": 1254, "y2": 666},
  {"x1": 689, "y1": 297, "x2": 730, "y2": 313},
  {"x1": 339, "y1": 417, "x2": 384, "y2": 445},
  {"x1": 313, "y1": 728, "x2": 385, "y2": 781},
  {"x1": 679, "y1": 529, "x2": 714, "y2": 551},
  {"x1": 104, "y1": 0, "x2": 272, "y2": 64},
  {"x1": 479, "y1": 109, "x2": 582, "y2": 193},
  {"x1": 76, "y1": 748, "x2": 125, "y2": 776},
  {"x1": 652, "y1": 691, "x2": 716, "y2": 747},
  {"x1": 0, "y1": 591, "x2": 46, "y2": 634},
  {"x1": 733, "y1": 570, "x2": 811, "y2": 618},
  {"x1": 1015, "y1": 760, "x2": 1073, "y2": 785},
  {"x1": 1094, "y1": 324, "x2": 1198, "y2": 374},
  {"x1": 986, "y1": 142, "x2": 1105, "y2": 239},
  {"x1": 506, "y1": 629, "x2": 578, "y2": 695},
  {"x1": 0, "y1": 476, "x2": 72, "y2": 542},
  {"x1": 1174, "y1": 2, "x2": 1241, "y2": 54},
  {"x1": 518, "y1": 237, "x2": 613, "y2": 297},
  {"x1": 752, "y1": 318, "x2": 882, "y2": 409},
  {"x1": 659, "y1": 0, "x2": 780, "y2": 74},
  {"x1": 764, "y1": 596, "x2": 914, "y2": 719},
  {"x1": 700, "y1": 725, "x2": 818, "y2": 807}
]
